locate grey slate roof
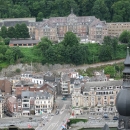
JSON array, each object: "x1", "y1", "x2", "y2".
[
  {"x1": 9, "y1": 40, "x2": 40, "y2": 44},
  {"x1": 44, "y1": 76, "x2": 55, "y2": 82},
  {"x1": 102, "y1": 124, "x2": 110, "y2": 130},
  {"x1": 21, "y1": 90, "x2": 52, "y2": 99},
  {"x1": 15, "y1": 80, "x2": 34, "y2": 87},
  {"x1": 84, "y1": 80, "x2": 122, "y2": 91}
]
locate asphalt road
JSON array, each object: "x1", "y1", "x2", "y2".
[
  {"x1": 0, "y1": 96, "x2": 71, "y2": 130},
  {"x1": 35, "y1": 97, "x2": 71, "y2": 130}
]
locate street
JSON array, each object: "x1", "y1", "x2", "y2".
[
  {"x1": 0, "y1": 96, "x2": 71, "y2": 130},
  {"x1": 35, "y1": 97, "x2": 71, "y2": 130}
]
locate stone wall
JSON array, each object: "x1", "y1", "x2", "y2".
[{"x1": 0, "y1": 63, "x2": 74, "y2": 77}]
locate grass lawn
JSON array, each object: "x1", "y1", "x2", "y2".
[
  {"x1": 69, "y1": 119, "x2": 87, "y2": 125},
  {"x1": 20, "y1": 47, "x2": 42, "y2": 63},
  {"x1": 0, "y1": 62, "x2": 9, "y2": 68}
]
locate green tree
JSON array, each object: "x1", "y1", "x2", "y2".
[
  {"x1": 11, "y1": 47, "x2": 23, "y2": 61},
  {"x1": 92, "y1": 0, "x2": 110, "y2": 21},
  {"x1": 7, "y1": 26, "x2": 16, "y2": 38},
  {"x1": 37, "y1": 12, "x2": 43, "y2": 21},
  {"x1": 119, "y1": 30, "x2": 130, "y2": 43},
  {"x1": 62, "y1": 32, "x2": 79, "y2": 47},
  {"x1": 20, "y1": 23, "x2": 30, "y2": 38},
  {"x1": 104, "y1": 65, "x2": 115, "y2": 77},
  {"x1": 34, "y1": 37, "x2": 52, "y2": 56},
  {"x1": 4, "y1": 37, "x2": 10, "y2": 45},
  {"x1": 0, "y1": 53, "x2": 4, "y2": 62},
  {"x1": 0, "y1": 26, "x2": 7, "y2": 38},
  {"x1": 5, "y1": 49, "x2": 14, "y2": 64},
  {"x1": 99, "y1": 45, "x2": 112, "y2": 61},
  {"x1": 15, "y1": 24, "x2": 21, "y2": 39},
  {"x1": 112, "y1": 0, "x2": 130, "y2": 22}
]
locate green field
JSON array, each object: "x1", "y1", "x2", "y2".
[{"x1": 20, "y1": 47, "x2": 42, "y2": 63}]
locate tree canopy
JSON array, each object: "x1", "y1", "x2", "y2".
[
  {"x1": 119, "y1": 30, "x2": 130, "y2": 44},
  {"x1": 0, "y1": 23, "x2": 30, "y2": 40},
  {"x1": 0, "y1": 0, "x2": 130, "y2": 22}
]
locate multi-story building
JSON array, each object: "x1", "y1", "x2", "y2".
[
  {"x1": 1, "y1": 12, "x2": 130, "y2": 44},
  {"x1": 107, "y1": 22, "x2": 130, "y2": 37},
  {"x1": 21, "y1": 91, "x2": 54, "y2": 116},
  {"x1": 72, "y1": 80, "x2": 122, "y2": 115},
  {"x1": 35, "y1": 9, "x2": 108, "y2": 43}
]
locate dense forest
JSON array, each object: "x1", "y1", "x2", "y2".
[{"x1": 0, "y1": 0, "x2": 130, "y2": 22}]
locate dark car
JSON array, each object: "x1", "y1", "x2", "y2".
[
  {"x1": 55, "y1": 111, "x2": 59, "y2": 115},
  {"x1": 103, "y1": 114, "x2": 109, "y2": 118},
  {"x1": 113, "y1": 116, "x2": 118, "y2": 120}
]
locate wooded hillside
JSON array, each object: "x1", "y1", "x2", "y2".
[{"x1": 0, "y1": 0, "x2": 130, "y2": 22}]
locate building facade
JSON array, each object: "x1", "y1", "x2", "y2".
[
  {"x1": 21, "y1": 91, "x2": 54, "y2": 116},
  {"x1": 72, "y1": 80, "x2": 122, "y2": 115},
  {"x1": 35, "y1": 10, "x2": 108, "y2": 43}
]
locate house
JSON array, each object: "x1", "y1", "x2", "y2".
[
  {"x1": 7, "y1": 96, "x2": 17, "y2": 114},
  {"x1": 0, "y1": 79, "x2": 12, "y2": 96},
  {"x1": 32, "y1": 74, "x2": 44, "y2": 85},
  {"x1": 21, "y1": 91, "x2": 54, "y2": 115},
  {"x1": 9, "y1": 39, "x2": 40, "y2": 47},
  {"x1": 14, "y1": 80, "x2": 35, "y2": 96}
]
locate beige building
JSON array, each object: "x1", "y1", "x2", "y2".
[
  {"x1": 107, "y1": 22, "x2": 130, "y2": 37},
  {"x1": 35, "y1": 10, "x2": 108, "y2": 43},
  {"x1": 72, "y1": 80, "x2": 122, "y2": 115}
]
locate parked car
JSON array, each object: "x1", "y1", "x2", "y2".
[
  {"x1": 62, "y1": 97, "x2": 67, "y2": 100},
  {"x1": 89, "y1": 117, "x2": 95, "y2": 120},
  {"x1": 113, "y1": 116, "x2": 118, "y2": 120},
  {"x1": 55, "y1": 111, "x2": 59, "y2": 115},
  {"x1": 103, "y1": 114, "x2": 109, "y2": 118},
  {"x1": 97, "y1": 117, "x2": 102, "y2": 120}
]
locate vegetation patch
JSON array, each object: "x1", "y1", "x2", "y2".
[
  {"x1": 20, "y1": 47, "x2": 42, "y2": 63},
  {"x1": 68, "y1": 119, "x2": 87, "y2": 126}
]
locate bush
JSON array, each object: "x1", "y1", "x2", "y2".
[
  {"x1": 68, "y1": 119, "x2": 87, "y2": 126},
  {"x1": 15, "y1": 68, "x2": 21, "y2": 73}
]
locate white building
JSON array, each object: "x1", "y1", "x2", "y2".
[{"x1": 32, "y1": 75, "x2": 44, "y2": 85}]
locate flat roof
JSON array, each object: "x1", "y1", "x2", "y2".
[{"x1": 9, "y1": 40, "x2": 40, "y2": 44}]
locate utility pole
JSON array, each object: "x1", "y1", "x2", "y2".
[{"x1": 31, "y1": 61, "x2": 32, "y2": 74}]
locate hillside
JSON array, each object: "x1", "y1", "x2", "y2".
[{"x1": 1, "y1": 0, "x2": 130, "y2": 22}]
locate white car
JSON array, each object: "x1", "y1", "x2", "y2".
[
  {"x1": 89, "y1": 117, "x2": 95, "y2": 120},
  {"x1": 97, "y1": 117, "x2": 102, "y2": 120}
]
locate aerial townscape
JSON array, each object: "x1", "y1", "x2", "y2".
[{"x1": 1, "y1": 0, "x2": 130, "y2": 130}]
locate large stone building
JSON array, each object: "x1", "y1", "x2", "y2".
[
  {"x1": 35, "y1": 9, "x2": 108, "y2": 43},
  {"x1": 72, "y1": 80, "x2": 122, "y2": 115},
  {"x1": 1, "y1": 11, "x2": 130, "y2": 44}
]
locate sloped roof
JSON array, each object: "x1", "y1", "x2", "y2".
[{"x1": 84, "y1": 80, "x2": 122, "y2": 91}]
